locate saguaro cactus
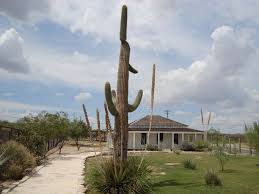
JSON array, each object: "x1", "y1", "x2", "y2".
[
  {"x1": 96, "y1": 108, "x2": 101, "y2": 141},
  {"x1": 104, "y1": 102, "x2": 112, "y2": 131},
  {"x1": 82, "y1": 104, "x2": 92, "y2": 141},
  {"x1": 105, "y1": 5, "x2": 143, "y2": 161}
]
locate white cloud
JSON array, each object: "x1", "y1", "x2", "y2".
[
  {"x1": 156, "y1": 26, "x2": 256, "y2": 107},
  {"x1": 0, "y1": 0, "x2": 50, "y2": 22},
  {"x1": 0, "y1": 28, "x2": 30, "y2": 73},
  {"x1": 0, "y1": 99, "x2": 80, "y2": 121},
  {"x1": 174, "y1": 110, "x2": 192, "y2": 116},
  {"x1": 74, "y1": 92, "x2": 92, "y2": 102},
  {"x1": 2, "y1": 1, "x2": 259, "y2": 58},
  {"x1": 55, "y1": 93, "x2": 64, "y2": 96}
]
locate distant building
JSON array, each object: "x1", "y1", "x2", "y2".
[{"x1": 128, "y1": 115, "x2": 206, "y2": 150}]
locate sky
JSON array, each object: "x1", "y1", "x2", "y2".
[{"x1": 0, "y1": 0, "x2": 259, "y2": 133}]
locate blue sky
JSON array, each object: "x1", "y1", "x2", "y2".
[{"x1": 0, "y1": 0, "x2": 259, "y2": 133}]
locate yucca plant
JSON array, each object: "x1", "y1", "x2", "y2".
[
  {"x1": 204, "y1": 169, "x2": 222, "y2": 186},
  {"x1": 183, "y1": 159, "x2": 196, "y2": 170},
  {"x1": 86, "y1": 156, "x2": 152, "y2": 194}
]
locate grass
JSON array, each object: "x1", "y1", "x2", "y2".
[
  {"x1": 84, "y1": 153, "x2": 259, "y2": 194},
  {"x1": 147, "y1": 152, "x2": 259, "y2": 194}
]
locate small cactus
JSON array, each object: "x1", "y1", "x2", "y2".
[{"x1": 105, "y1": 5, "x2": 143, "y2": 161}]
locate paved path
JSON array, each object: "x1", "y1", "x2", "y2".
[{"x1": 5, "y1": 151, "x2": 98, "y2": 194}]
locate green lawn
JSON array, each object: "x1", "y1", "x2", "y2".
[
  {"x1": 146, "y1": 152, "x2": 259, "y2": 194},
  {"x1": 85, "y1": 152, "x2": 259, "y2": 194}
]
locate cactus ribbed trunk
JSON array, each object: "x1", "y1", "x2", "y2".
[
  {"x1": 104, "y1": 5, "x2": 143, "y2": 162},
  {"x1": 113, "y1": 116, "x2": 121, "y2": 160},
  {"x1": 117, "y1": 42, "x2": 130, "y2": 161}
]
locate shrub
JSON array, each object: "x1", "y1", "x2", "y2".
[
  {"x1": 204, "y1": 169, "x2": 222, "y2": 186},
  {"x1": 17, "y1": 131, "x2": 46, "y2": 158},
  {"x1": 0, "y1": 141, "x2": 36, "y2": 180},
  {"x1": 0, "y1": 148, "x2": 9, "y2": 167},
  {"x1": 181, "y1": 141, "x2": 195, "y2": 151},
  {"x1": 147, "y1": 144, "x2": 158, "y2": 151},
  {"x1": 86, "y1": 156, "x2": 152, "y2": 194},
  {"x1": 194, "y1": 140, "x2": 211, "y2": 151},
  {"x1": 183, "y1": 159, "x2": 196, "y2": 170},
  {"x1": 214, "y1": 146, "x2": 229, "y2": 172}
]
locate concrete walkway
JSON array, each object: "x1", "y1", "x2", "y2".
[{"x1": 4, "y1": 151, "x2": 98, "y2": 194}]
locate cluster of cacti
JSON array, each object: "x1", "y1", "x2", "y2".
[
  {"x1": 82, "y1": 104, "x2": 92, "y2": 141},
  {"x1": 105, "y1": 5, "x2": 143, "y2": 161}
]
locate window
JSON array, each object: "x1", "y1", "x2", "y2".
[
  {"x1": 160, "y1": 133, "x2": 164, "y2": 142},
  {"x1": 141, "y1": 133, "x2": 147, "y2": 145}
]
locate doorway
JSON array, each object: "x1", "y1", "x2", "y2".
[{"x1": 174, "y1": 134, "x2": 178, "y2": 144}]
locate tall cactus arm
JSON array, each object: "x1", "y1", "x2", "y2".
[
  {"x1": 120, "y1": 5, "x2": 127, "y2": 42},
  {"x1": 111, "y1": 90, "x2": 117, "y2": 104},
  {"x1": 105, "y1": 82, "x2": 118, "y2": 116},
  {"x1": 129, "y1": 64, "x2": 138, "y2": 74},
  {"x1": 128, "y1": 90, "x2": 143, "y2": 112}
]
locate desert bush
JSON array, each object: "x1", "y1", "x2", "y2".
[
  {"x1": 147, "y1": 144, "x2": 158, "y2": 151},
  {"x1": 86, "y1": 157, "x2": 152, "y2": 194},
  {"x1": 214, "y1": 146, "x2": 229, "y2": 172},
  {"x1": 204, "y1": 169, "x2": 222, "y2": 186},
  {"x1": 0, "y1": 148, "x2": 9, "y2": 167},
  {"x1": 194, "y1": 140, "x2": 211, "y2": 151},
  {"x1": 181, "y1": 141, "x2": 196, "y2": 151},
  {"x1": 183, "y1": 159, "x2": 196, "y2": 170},
  {"x1": 17, "y1": 130, "x2": 46, "y2": 158},
  {"x1": 0, "y1": 141, "x2": 36, "y2": 180}
]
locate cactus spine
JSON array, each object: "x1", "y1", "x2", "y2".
[{"x1": 105, "y1": 5, "x2": 143, "y2": 161}]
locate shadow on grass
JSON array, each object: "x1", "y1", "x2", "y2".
[
  {"x1": 221, "y1": 169, "x2": 238, "y2": 173},
  {"x1": 152, "y1": 179, "x2": 197, "y2": 189}
]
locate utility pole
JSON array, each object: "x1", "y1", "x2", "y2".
[{"x1": 164, "y1": 110, "x2": 171, "y2": 118}]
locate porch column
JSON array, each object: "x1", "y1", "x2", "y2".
[
  {"x1": 182, "y1": 133, "x2": 184, "y2": 143},
  {"x1": 158, "y1": 132, "x2": 160, "y2": 149},
  {"x1": 171, "y1": 133, "x2": 174, "y2": 149},
  {"x1": 204, "y1": 131, "x2": 208, "y2": 141},
  {"x1": 133, "y1": 132, "x2": 136, "y2": 150},
  {"x1": 195, "y1": 133, "x2": 197, "y2": 142},
  {"x1": 147, "y1": 132, "x2": 150, "y2": 145}
]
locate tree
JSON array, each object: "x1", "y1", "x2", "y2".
[
  {"x1": 245, "y1": 122, "x2": 259, "y2": 155},
  {"x1": 208, "y1": 128, "x2": 220, "y2": 146},
  {"x1": 69, "y1": 119, "x2": 87, "y2": 150},
  {"x1": 54, "y1": 112, "x2": 70, "y2": 154},
  {"x1": 214, "y1": 146, "x2": 229, "y2": 171}
]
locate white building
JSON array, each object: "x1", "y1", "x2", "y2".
[{"x1": 128, "y1": 115, "x2": 206, "y2": 150}]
